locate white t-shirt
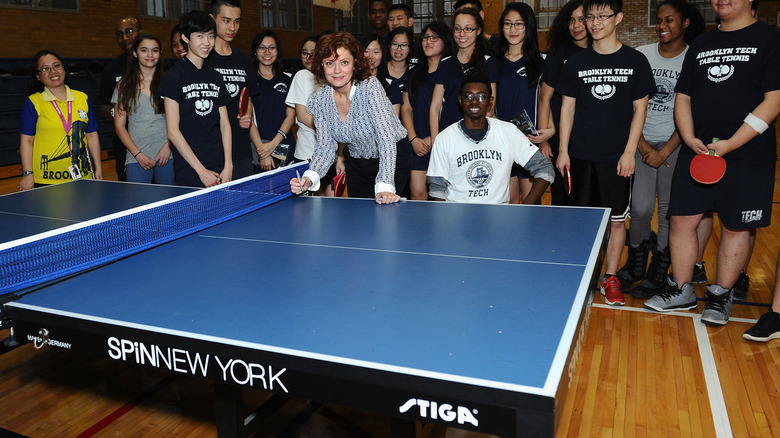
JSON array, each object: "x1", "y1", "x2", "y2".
[
  {"x1": 285, "y1": 69, "x2": 320, "y2": 160},
  {"x1": 636, "y1": 43, "x2": 687, "y2": 145},
  {"x1": 428, "y1": 118, "x2": 539, "y2": 204}
]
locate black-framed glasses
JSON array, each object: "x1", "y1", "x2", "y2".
[
  {"x1": 300, "y1": 51, "x2": 314, "y2": 59},
  {"x1": 461, "y1": 92, "x2": 489, "y2": 103},
  {"x1": 584, "y1": 13, "x2": 616, "y2": 22},
  {"x1": 390, "y1": 42, "x2": 410, "y2": 50},
  {"x1": 38, "y1": 63, "x2": 63, "y2": 73},
  {"x1": 421, "y1": 34, "x2": 441, "y2": 42},
  {"x1": 454, "y1": 26, "x2": 478, "y2": 34},
  {"x1": 502, "y1": 22, "x2": 526, "y2": 30},
  {"x1": 257, "y1": 46, "x2": 278, "y2": 52}
]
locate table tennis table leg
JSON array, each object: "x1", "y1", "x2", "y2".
[{"x1": 215, "y1": 382, "x2": 245, "y2": 438}]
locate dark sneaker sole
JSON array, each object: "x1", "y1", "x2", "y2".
[
  {"x1": 643, "y1": 301, "x2": 697, "y2": 312},
  {"x1": 743, "y1": 332, "x2": 780, "y2": 342}
]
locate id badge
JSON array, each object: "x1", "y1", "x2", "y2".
[{"x1": 68, "y1": 165, "x2": 83, "y2": 180}]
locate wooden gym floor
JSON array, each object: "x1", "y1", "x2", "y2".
[{"x1": 0, "y1": 141, "x2": 778, "y2": 437}]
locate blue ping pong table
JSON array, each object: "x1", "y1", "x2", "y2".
[{"x1": 0, "y1": 175, "x2": 609, "y2": 438}]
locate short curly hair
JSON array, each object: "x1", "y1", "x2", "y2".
[{"x1": 311, "y1": 32, "x2": 371, "y2": 86}]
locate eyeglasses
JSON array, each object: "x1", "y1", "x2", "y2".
[
  {"x1": 584, "y1": 13, "x2": 616, "y2": 22},
  {"x1": 300, "y1": 51, "x2": 314, "y2": 59},
  {"x1": 38, "y1": 63, "x2": 63, "y2": 73},
  {"x1": 115, "y1": 28, "x2": 138, "y2": 39},
  {"x1": 568, "y1": 17, "x2": 586, "y2": 24},
  {"x1": 502, "y1": 22, "x2": 526, "y2": 30},
  {"x1": 390, "y1": 42, "x2": 410, "y2": 50},
  {"x1": 461, "y1": 92, "x2": 489, "y2": 103},
  {"x1": 257, "y1": 46, "x2": 278, "y2": 52},
  {"x1": 453, "y1": 26, "x2": 478, "y2": 34},
  {"x1": 421, "y1": 34, "x2": 441, "y2": 42}
]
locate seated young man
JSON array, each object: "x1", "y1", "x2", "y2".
[{"x1": 427, "y1": 74, "x2": 554, "y2": 204}]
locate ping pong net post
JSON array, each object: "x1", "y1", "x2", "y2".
[{"x1": 0, "y1": 162, "x2": 308, "y2": 296}]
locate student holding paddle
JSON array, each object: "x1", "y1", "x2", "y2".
[{"x1": 645, "y1": 0, "x2": 780, "y2": 326}]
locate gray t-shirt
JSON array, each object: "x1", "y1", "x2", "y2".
[
  {"x1": 636, "y1": 43, "x2": 687, "y2": 145},
  {"x1": 111, "y1": 88, "x2": 170, "y2": 164}
]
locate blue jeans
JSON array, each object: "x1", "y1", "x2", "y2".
[{"x1": 126, "y1": 161, "x2": 175, "y2": 185}]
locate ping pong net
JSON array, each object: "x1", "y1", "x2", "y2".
[{"x1": 0, "y1": 162, "x2": 307, "y2": 296}]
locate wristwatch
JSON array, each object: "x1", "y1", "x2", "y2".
[{"x1": 22, "y1": 170, "x2": 33, "y2": 176}]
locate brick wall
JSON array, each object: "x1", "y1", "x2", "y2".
[{"x1": 0, "y1": 1, "x2": 333, "y2": 61}]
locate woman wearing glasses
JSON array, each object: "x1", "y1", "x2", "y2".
[
  {"x1": 537, "y1": 0, "x2": 589, "y2": 205},
  {"x1": 18, "y1": 51, "x2": 103, "y2": 190},
  {"x1": 386, "y1": 27, "x2": 414, "y2": 89},
  {"x1": 400, "y1": 22, "x2": 454, "y2": 200},
  {"x1": 495, "y1": 2, "x2": 545, "y2": 204},
  {"x1": 429, "y1": 7, "x2": 497, "y2": 142},
  {"x1": 251, "y1": 30, "x2": 296, "y2": 170},
  {"x1": 290, "y1": 32, "x2": 407, "y2": 204}
]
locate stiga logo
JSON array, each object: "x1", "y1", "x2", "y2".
[{"x1": 399, "y1": 398, "x2": 479, "y2": 427}]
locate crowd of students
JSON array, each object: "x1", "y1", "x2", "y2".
[{"x1": 17, "y1": 0, "x2": 780, "y2": 339}]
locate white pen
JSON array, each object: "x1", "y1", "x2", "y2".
[{"x1": 296, "y1": 170, "x2": 304, "y2": 194}]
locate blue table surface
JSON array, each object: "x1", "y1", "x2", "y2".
[
  {"x1": 8, "y1": 184, "x2": 609, "y2": 394},
  {"x1": 0, "y1": 180, "x2": 196, "y2": 245}
]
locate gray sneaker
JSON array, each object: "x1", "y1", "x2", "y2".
[
  {"x1": 701, "y1": 284, "x2": 734, "y2": 326},
  {"x1": 644, "y1": 281, "x2": 698, "y2": 312}
]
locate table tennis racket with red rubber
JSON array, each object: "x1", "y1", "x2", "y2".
[
  {"x1": 563, "y1": 165, "x2": 571, "y2": 195},
  {"x1": 690, "y1": 149, "x2": 726, "y2": 184},
  {"x1": 333, "y1": 173, "x2": 346, "y2": 197},
  {"x1": 238, "y1": 87, "x2": 249, "y2": 117}
]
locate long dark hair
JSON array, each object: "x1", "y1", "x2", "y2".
[
  {"x1": 657, "y1": 0, "x2": 706, "y2": 45},
  {"x1": 116, "y1": 32, "x2": 165, "y2": 114},
  {"x1": 496, "y1": 2, "x2": 542, "y2": 86},
  {"x1": 408, "y1": 21, "x2": 453, "y2": 108},
  {"x1": 28, "y1": 50, "x2": 67, "y2": 95},
  {"x1": 361, "y1": 33, "x2": 391, "y2": 93},
  {"x1": 251, "y1": 29, "x2": 285, "y2": 76},
  {"x1": 453, "y1": 8, "x2": 490, "y2": 76},
  {"x1": 546, "y1": 0, "x2": 587, "y2": 56}
]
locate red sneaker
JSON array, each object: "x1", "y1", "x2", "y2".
[{"x1": 601, "y1": 274, "x2": 625, "y2": 306}]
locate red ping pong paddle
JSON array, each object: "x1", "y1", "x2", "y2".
[
  {"x1": 333, "y1": 173, "x2": 346, "y2": 197},
  {"x1": 690, "y1": 149, "x2": 726, "y2": 184},
  {"x1": 238, "y1": 87, "x2": 249, "y2": 117},
  {"x1": 563, "y1": 165, "x2": 571, "y2": 195}
]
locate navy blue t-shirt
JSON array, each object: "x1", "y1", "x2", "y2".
[
  {"x1": 541, "y1": 43, "x2": 586, "y2": 134},
  {"x1": 158, "y1": 57, "x2": 232, "y2": 186},
  {"x1": 205, "y1": 48, "x2": 259, "y2": 161},
  {"x1": 433, "y1": 55, "x2": 497, "y2": 131},
  {"x1": 495, "y1": 55, "x2": 541, "y2": 124},
  {"x1": 405, "y1": 68, "x2": 437, "y2": 139},
  {"x1": 253, "y1": 71, "x2": 296, "y2": 149},
  {"x1": 98, "y1": 53, "x2": 128, "y2": 106}
]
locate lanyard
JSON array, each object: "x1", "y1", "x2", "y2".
[{"x1": 51, "y1": 100, "x2": 73, "y2": 153}]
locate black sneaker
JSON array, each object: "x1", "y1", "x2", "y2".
[
  {"x1": 617, "y1": 238, "x2": 651, "y2": 286},
  {"x1": 668, "y1": 262, "x2": 707, "y2": 285},
  {"x1": 743, "y1": 310, "x2": 780, "y2": 342},
  {"x1": 733, "y1": 271, "x2": 749, "y2": 300},
  {"x1": 632, "y1": 247, "x2": 671, "y2": 299}
]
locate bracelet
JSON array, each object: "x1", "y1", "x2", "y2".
[
  {"x1": 409, "y1": 136, "x2": 418, "y2": 142},
  {"x1": 133, "y1": 151, "x2": 142, "y2": 158},
  {"x1": 744, "y1": 112, "x2": 769, "y2": 135},
  {"x1": 277, "y1": 129, "x2": 287, "y2": 140}
]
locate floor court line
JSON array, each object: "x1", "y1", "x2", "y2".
[{"x1": 593, "y1": 303, "x2": 744, "y2": 438}]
